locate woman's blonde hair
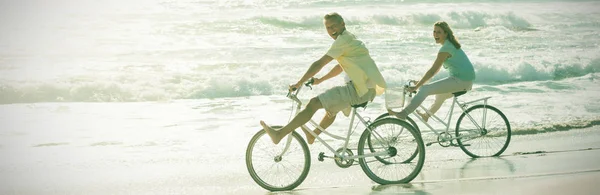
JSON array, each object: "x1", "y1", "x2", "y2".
[{"x1": 435, "y1": 21, "x2": 461, "y2": 49}]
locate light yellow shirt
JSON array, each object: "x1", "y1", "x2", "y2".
[{"x1": 326, "y1": 30, "x2": 387, "y2": 97}]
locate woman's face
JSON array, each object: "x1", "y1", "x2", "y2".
[{"x1": 433, "y1": 26, "x2": 447, "y2": 44}]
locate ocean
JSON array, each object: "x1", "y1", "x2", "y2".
[{"x1": 1, "y1": 0, "x2": 599, "y2": 194}]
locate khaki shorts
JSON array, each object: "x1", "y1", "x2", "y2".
[{"x1": 318, "y1": 82, "x2": 376, "y2": 117}]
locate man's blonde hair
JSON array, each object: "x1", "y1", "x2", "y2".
[{"x1": 324, "y1": 12, "x2": 344, "y2": 24}]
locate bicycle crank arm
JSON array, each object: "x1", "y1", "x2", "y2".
[
  {"x1": 427, "y1": 140, "x2": 472, "y2": 147},
  {"x1": 318, "y1": 152, "x2": 337, "y2": 162},
  {"x1": 452, "y1": 143, "x2": 471, "y2": 147}
]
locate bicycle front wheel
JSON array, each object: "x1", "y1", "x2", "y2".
[
  {"x1": 372, "y1": 113, "x2": 420, "y2": 164},
  {"x1": 358, "y1": 118, "x2": 425, "y2": 184},
  {"x1": 375, "y1": 112, "x2": 420, "y2": 133},
  {"x1": 455, "y1": 105, "x2": 511, "y2": 158},
  {"x1": 246, "y1": 127, "x2": 311, "y2": 191}
]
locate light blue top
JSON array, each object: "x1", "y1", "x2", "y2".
[{"x1": 439, "y1": 40, "x2": 476, "y2": 81}]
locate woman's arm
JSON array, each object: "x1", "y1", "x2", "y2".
[
  {"x1": 314, "y1": 64, "x2": 343, "y2": 85},
  {"x1": 413, "y1": 52, "x2": 450, "y2": 89}
]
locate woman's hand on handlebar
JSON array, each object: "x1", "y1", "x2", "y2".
[
  {"x1": 403, "y1": 79, "x2": 419, "y2": 93},
  {"x1": 406, "y1": 86, "x2": 418, "y2": 93},
  {"x1": 409, "y1": 80, "x2": 419, "y2": 85}
]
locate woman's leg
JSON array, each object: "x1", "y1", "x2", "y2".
[
  {"x1": 420, "y1": 93, "x2": 454, "y2": 121},
  {"x1": 429, "y1": 93, "x2": 454, "y2": 114},
  {"x1": 395, "y1": 77, "x2": 471, "y2": 119}
]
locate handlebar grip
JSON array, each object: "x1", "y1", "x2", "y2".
[
  {"x1": 303, "y1": 77, "x2": 314, "y2": 90},
  {"x1": 288, "y1": 78, "x2": 316, "y2": 97},
  {"x1": 305, "y1": 77, "x2": 315, "y2": 86},
  {"x1": 404, "y1": 84, "x2": 417, "y2": 97}
]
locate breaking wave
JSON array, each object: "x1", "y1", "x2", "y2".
[{"x1": 1, "y1": 59, "x2": 598, "y2": 104}]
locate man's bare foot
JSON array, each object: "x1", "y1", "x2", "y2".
[
  {"x1": 260, "y1": 121, "x2": 282, "y2": 144},
  {"x1": 300, "y1": 126, "x2": 315, "y2": 144},
  {"x1": 416, "y1": 110, "x2": 429, "y2": 122}
]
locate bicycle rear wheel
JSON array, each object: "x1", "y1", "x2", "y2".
[
  {"x1": 357, "y1": 118, "x2": 425, "y2": 184},
  {"x1": 455, "y1": 105, "x2": 511, "y2": 158},
  {"x1": 246, "y1": 127, "x2": 311, "y2": 191}
]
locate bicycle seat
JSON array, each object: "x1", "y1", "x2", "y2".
[
  {"x1": 453, "y1": 91, "x2": 468, "y2": 97},
  {"x1": 351, "y1": 101, "x2": 368, "y2": 108}
]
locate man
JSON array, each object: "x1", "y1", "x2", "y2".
[{"x1": 260, "y1": 12, "x2": 387, "y2": 144}]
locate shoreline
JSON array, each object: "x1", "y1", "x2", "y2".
[{"x1": 2, "y1": 124, "x2": 599, "y2": 194}]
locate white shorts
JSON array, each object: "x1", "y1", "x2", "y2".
[{"x1": 318, "y1": 82, "x2": 376, "y2": 117}]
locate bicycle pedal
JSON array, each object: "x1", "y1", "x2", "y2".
[
  {"x1": 425, "y1": 142, "x2": 435, "y2": 146},
  {"x1": 318, "y1": 152, "x2": 325, "y2": 162}
]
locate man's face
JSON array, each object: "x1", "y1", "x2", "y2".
[{"x1": 325, "y1": 19, "x2": 345, "y2": 40}]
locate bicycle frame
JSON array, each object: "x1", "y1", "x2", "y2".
[
  {"x1": 404, "y1": 89, "x2": 492, "y2": 143},
  {"x1": 279, "y1": 84, "x2": 389, "y2": 161}
]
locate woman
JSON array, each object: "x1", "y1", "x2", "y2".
[{"x1": 389, "y1": 21, "x2": 475, "y2": 121}]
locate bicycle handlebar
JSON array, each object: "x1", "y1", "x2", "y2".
[
  {"x1": 287, "y1": 77, "x2": 315, "y2": 97},
  {"x1": 304, "y1": 77, "x2": 315, "y2": 88},
  {"x1": 404, "y1": 80, "x2": 418, "y2": 97}
]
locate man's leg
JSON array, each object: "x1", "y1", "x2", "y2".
[
  {"x1": 300, "y1": 113, "x2": 336, "y2": 144},
  {"x1": 260, "y1": 97, "x2": 323, "y2": 144}
]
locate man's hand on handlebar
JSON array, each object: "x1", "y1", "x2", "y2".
[
  {"x1": 289, "y1": 82, "x2": 302, "y2": 92},
  {"x1": 312, "y1": 77, "x2": 324, "y2": 85},
  {"x1": 289, "y1": 78, "x2": 316, "y2": 92}
]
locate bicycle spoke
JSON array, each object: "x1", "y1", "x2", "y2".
[
  {"x1": 456, "y1": 105, "x2": 511, "y2": 158},
  {"x1": 358, "y1": 118, "x2": 425, "y2": 184},
  {"x1": 246, "y1": 130, "x2": 311, "y2": 191}
]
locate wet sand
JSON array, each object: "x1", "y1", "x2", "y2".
[
  {"x1": 250, "y1": 126, "x2": 600, "y2": 195},
  {"x1": 2, "y1": 126, "x2": 600, "y2": 195}
]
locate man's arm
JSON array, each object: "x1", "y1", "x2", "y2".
[
  {"x1": 314, "y1": 64, "x2": 342, "y2": 85},
  {"x1": 295, "y1": 54, "x2": 334, "y2": 86}
]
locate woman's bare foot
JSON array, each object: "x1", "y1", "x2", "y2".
[
  {"x1": 260, "y1": 121, "x2": 282, "y2": 144},
  {"x1": 300, "y1": 126, "x2": 315, "y2": 144},
  {"x1": 416, "y1": 110, "x2": 429, "y2": 122},
  {"x1": 388, "y1": 109, "x2": 406, "y2": 119},
  {"x1": 392, "y1": 110, "x2": 407, "y2": 120},
  {"x1": 394, "y1": 112, "x2": 406, "y2": 120},
  {"x1": 387, "y1": 109, "x2": 395, "y2": 116}
]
